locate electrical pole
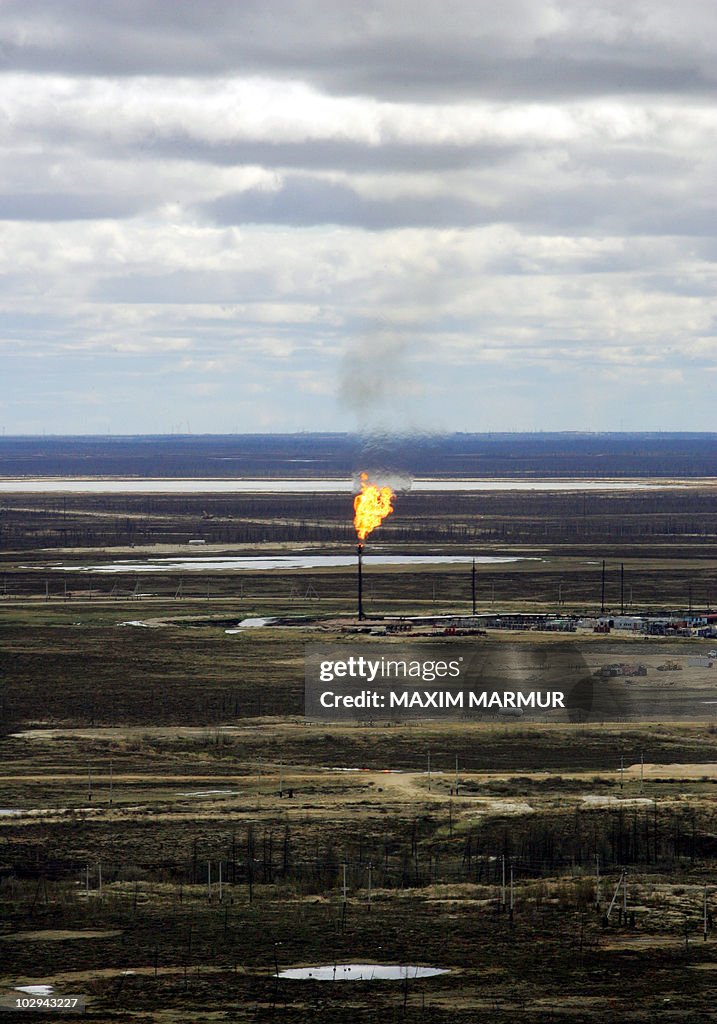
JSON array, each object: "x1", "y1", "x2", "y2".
[
  {"x1": 606, "y1": 871, "x2": 625, "y2": 921},
  {"x1": 601, "y1": 560, "x2": 606, "y2": 614},
  {"x1": 471, "y1": 558, "x2": 476, "y2": 616}
]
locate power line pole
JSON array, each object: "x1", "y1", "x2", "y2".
[
  {"x1": 606, "y1": 870, "x2": 625, "y2": 921},
  {"x1": 341, "y1": 862, "x2": 348, "y2": 931},
  {"x1": 601, "y1": 560, "x2": 606, "y2": 614},
  {"x1": 471, "y1": 559, "x2": 476, "y2": 616}
]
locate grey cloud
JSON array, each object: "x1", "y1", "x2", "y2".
[
  {"x1": 198, "y1": 173, "x2": 717, "y2": 238},
  {"x1": 198, "y1": 175, "x2": 487, "y2": 229},
  {"x1": 0, "y1": 1, "x2": 716, "y2": 101},
  {"x1": 0, "y1": 192, "x2": 145, "y2": 221},
  {"x1": 142, "y1": 135, "x2": 518, "y2": 174}
]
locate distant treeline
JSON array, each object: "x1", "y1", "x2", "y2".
[{"x1": 3, "y1": 432, "x2": 717, "y2": 477}]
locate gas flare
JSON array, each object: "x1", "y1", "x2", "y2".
[{"x1": 353, "y1": 472, "x2": 395, "y2": 542}]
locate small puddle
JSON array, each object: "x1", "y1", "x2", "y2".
[
  {"x1": 0, "y1": 808, "x2": 66, "y2": 817},
  {"x1": 15, "y1": 986, "x2": 55, "y2": 996},
  {"x1": 177, "y1": 790, "x2": 240, "y2": 798},
  {"x1": 277, "y1": 964, "x2": 449, "y2": 981},
  {"x1": 226, "y1": 617, "x2": 277, "y2": 633}
]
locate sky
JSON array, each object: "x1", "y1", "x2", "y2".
[{"x1": 2, "y1": 1, "x2": 717, "y2": 434}]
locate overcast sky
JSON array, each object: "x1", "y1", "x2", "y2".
[{"x1": 2, "y1": 1, "x2": 717, "y2": 434}]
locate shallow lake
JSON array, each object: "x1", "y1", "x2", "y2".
[
  {"x1": 276, "y1": 964, "x2": 449, "y2": 981},
  {"x1": 0, "y1": 477, "x2": 676, "y2": 494},
  {"x1": 55, "y1": 554, "x2": 533, "y2": 574}
]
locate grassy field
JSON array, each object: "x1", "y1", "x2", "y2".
[{"x1": 2, "y1": 485, "x2": 717, "y2": 1021}]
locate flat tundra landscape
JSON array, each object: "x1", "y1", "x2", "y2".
[{"x1": 3, "y1": 457, "x2": 717, "y2": 1023}]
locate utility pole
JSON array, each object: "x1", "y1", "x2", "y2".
[
  {"x1": 601, "y1": 560, "x2": 606, "y2": 614},
  {"x1": 341, "y1": 862, "x2": 348, "y2": 930},
  {"x1": 606, "y1": 871, "x2": 625, "y2": 921},
  {"x1": 471, "y1": 559, "x2": 476, "y2": 616},
  {"x1": 501, "y1": 854, "x2": 506, "y2": 910},
  {"x1": 620, "y1": 563, "x2": 625, "y2": 615}
]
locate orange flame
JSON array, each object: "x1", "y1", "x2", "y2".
[{"x1": 353, "y1": 472, "x2": 395, "y2": 542}]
